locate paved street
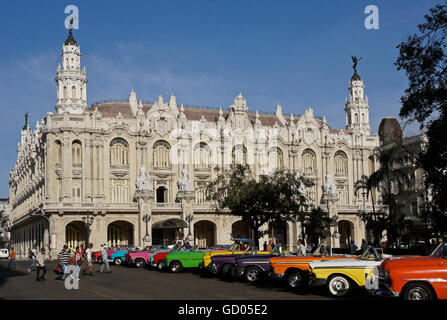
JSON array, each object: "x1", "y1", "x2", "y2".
[{"x1": 0, "y1": 260, "x2": 380, "y2": 300}]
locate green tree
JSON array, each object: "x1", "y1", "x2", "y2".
[
  {"x1": 395, "y1": 3, "x2": 447, "y2": 236},
  {"x1": 204, "y1": 165, "x2": 310, "y2": 248}
]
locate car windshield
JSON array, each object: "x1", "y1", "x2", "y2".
[
  {"x1": 431, "y1": 242, "x2": 447, "y2": 258},
  {"x1": 359, "y1": 246, "x2": 382, "y2": 261}
]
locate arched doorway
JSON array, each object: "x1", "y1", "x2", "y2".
[
  {"x1": 338, "y1": 220, "x2": 355, "y2": 249},
  {"x1": 194, "y1": 220, "x2": 216, "y2": 248},
  {"x1": 156, "y1": 186, "x2": 168, "y2": 203},
  {"x1": 107, "y1": 221, "x2": 134, "y2": 248},
  {"x1": 268, "y1": 223, "x2": 288, "y2": 249},
  {"x1": 152, "y1": 218, "x2": 187, "y2": 246},
  {"x1": 65, "y1": 221, "x2": 87, "y2": 250},
  {"x1": 231, "y1": 220, "x2": 251, "y2": 239}
]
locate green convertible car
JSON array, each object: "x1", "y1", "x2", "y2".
[{"x1": 165, "y1": 246, "x2": 208, "y2": 273}]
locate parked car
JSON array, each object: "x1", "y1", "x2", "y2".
[
  {"x1": 209, "y1": 242, "x2": 274, "y2": 278},
  {"x1": 93, "y1": 245, "x2": 130, "y2": 263},
  {"x1": 369, "y1": 242, "x2": 447, "y2": 300},
  {"x1": 151, "y1": 242, "x2": 185, "y2": 270},
  {"x1": 111, "y1": 246, "x2": 141, "y2": 265},
  {"x1": 200, "y1": 238, "x2": 259, "y2": 271},
  {"x1": 308, "y1": 246, "x2": 395, "y2": 297},
  {"x1": 235, "y1": 246, "x2": 293, "y2": 283},
  {"x1": 165, "y1": 245, "x2": 208, "y2": 273},
  {"x1": 0, "y1": 248, "x2": 9, "y2": 259},
  {"x1": 126, "y1": 245, "x2": 169, "y2": 268},
  {"x1": 269, "y1": 244, "x2": 357, "y2": 289}
]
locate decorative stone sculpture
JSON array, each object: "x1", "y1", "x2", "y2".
[
  {"x1": 178, "y1": 168, "x2": 193, "y2": 192},
  {"x1": 136, "y1": 166, "x2": 151, "y2": 191},
  {"x1": 323, "y1": 173, "x2": 337, "y2": 196}
]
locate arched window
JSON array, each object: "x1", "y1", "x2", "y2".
[
  {"x1": 194, "y1": 142, "x2": 211, "y2": 168},
  {"x1": 361, "y1": 113, "x2": 365, "y2": 123},
  {"x1": 354, "y1": 113, "x2": 359, "y2": 123},
  {"x1": 232, "y1": 145, "x2": 247, "y2": 165},
  {"x1": 63, "y1": 86, "x2": 67, "y2": 99},
  {"x1": 110, "y1": 138, "x2": 129, "y2": 166},
  {"x1": 153, "y1": 140, "x2": 171, "y2": 167},
  {"x1": 55, "y1": 141, "x2": 62, "y2": 165},
  {"x1": 334, "y1": 151, "x2": 348, "y2": 175},
  {"x1": 72, "y1": 86, "x2": 76, "y2": 99},
  {"x1": 301, "y1": 149, "x2": 316, "y2": 174},
  {"x1": 72, "y1": 141, "x2": 82, "y2": 165},
  {"x1": 268, "y1": 147, "x2": 284, "y2": 171}
]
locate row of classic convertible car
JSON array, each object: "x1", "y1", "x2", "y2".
[{"x1": 92, "y1": 239, "x2": 447, "y2": 300}]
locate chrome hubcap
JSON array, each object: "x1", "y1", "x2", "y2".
[
  {"x1": 409, "y1": 288, "x2": 428, "y2": 300},
  {"x1": 330, "y1": 277, "x2": 349, "y2": 295},
  {"x1": 247, "y1": 269, "x2": 258, "y2": 281},
  {"x1": 289, "y1": 274, "x2": 300, "y2": 287}
]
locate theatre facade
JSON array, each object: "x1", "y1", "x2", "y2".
[{"x1": 8, "y1": 27, "x2": 380, "y2": 259}]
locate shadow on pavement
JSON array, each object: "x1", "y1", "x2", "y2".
[{"x1": 0, "y1": 261, "x2": 29, "y2": 290}]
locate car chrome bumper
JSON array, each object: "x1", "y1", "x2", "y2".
[{"x1": 372, "y1": 278, "x2": 399, "y2": 297}]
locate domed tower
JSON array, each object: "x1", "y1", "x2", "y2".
[
  {"x1": 345, "y1": 56, "x2": 371, "y2": 134},
  {"x1": 55, "y1": 20, "x2": 88, "y2": 114},
  {"x1": 378, "y1": 117, "x2": 402, "y2": 146}
]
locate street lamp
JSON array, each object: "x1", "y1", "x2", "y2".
[
  {"x1": 142, "y1": 214, "x2": 151, "y2": 242},
  {"x1": 185, "y1": 214, "x2": 194, "y2": 242},
  {"x1": 82, "y1": 215, "x2": 94, "y2": 245}
]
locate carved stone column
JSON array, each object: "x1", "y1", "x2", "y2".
[
  {"x1": 178, "y1": 191, "x2": 195, "y2": 243},
  {"x1": 135, "y1": 190, "x2": 154, "y2": 247}
]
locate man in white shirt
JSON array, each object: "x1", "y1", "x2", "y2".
[
  {"x1": 35, "y1": 248, "x2": 47, "y2": 281},
  {"x1": 297, "y1": 240, "x2": 307, "y2": 256},
  {"x1": 85, "y1": 243, "x2": 94, "y2": 275}
]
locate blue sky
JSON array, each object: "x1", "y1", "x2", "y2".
[{"x1": 0, "y1": 0, "x2": 441, "y2": 196}]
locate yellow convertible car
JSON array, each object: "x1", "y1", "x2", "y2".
[{"x1": 308, "y1": 247, "x2": 391, "y2": 297}]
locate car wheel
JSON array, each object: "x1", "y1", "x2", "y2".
[
  {"x1": 222, "y1": 264, "x2": 236, "y2": 277},
  {"x1": 114, "y1": 258, "x2": 122, "y2": 266},
  {"x1": 170, "y1": 261, "x2": 183, "y2": 273},
  {"x1": 157, "y1": 260, "x2": 165, "y2": 271},
  {"x1": 286, "y1": 270, "x2": 303, "y2": 289},
  {"x1": 244, "y1": 266, "x2": 261, "y2": 283},
  {"x1": 327, "y1": 275, "x2": 351, "y2": 297},
  {"x1": 403, "y1": 283, "x2": 435, "y2": 301},
  {"x1": 135, "y1": 259, "x2": 146, "y2": 268}
]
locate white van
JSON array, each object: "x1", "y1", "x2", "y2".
[{"x1": 0, "y1": 248, "x2": 9, "y2": 259}]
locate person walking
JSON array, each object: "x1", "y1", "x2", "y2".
[
  {"x1": 73, "y1": 246, "x2": 87, "y2": 280},
  {"x1": 98, "y1": 245, "x2": 111, "y2": 273},
  {"x1": 8, "y1": 247, "x2": 18, "y2": 270},
  {"x1": 35, "y1": 248, "x2": 47, "y2": 281},
  {"x1": 297, "y1": 240, "x2": 306, "y2": 256},
  {"x1": 28, "y1": 244, "x2": 38, "y2": 272},
  {"x1": 263, "y1": 241, "x2": 267, "y2": 251},
  {"x1": 85, "y1": 243, "x2": 94, "y2": 275},
  {"x1": 56, "y1": 245, "x2": 70, "y2": 280},
  {"x1": 349, "y1": 240, "x2": 358, "y2": 255}
]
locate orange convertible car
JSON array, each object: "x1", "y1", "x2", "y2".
[
  {"x1": 370, "y1": 242, "x2": 447, "y2": 300},
  {"x1": 269, "y1": 245, "x2": 356, "y2": 289}
]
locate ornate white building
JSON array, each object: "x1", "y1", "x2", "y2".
[{"x1": 8, "y1": 27, "x2": 380, "y2": 259}]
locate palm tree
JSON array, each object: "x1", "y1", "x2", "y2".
[{"x1": 354, "y1": 175, "x2": 376, "y2": 215}]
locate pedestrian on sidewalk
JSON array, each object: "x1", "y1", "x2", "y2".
[
  {"x1": 85, "y1": 243, "x2": 94, "y2": 275},
  {"x1": 98, "y1": 245, "x2": 111, "y2": 273},
  {"x1": 56, "y1": 245, "x2": 70, "y2": 280},
  {"x1": 36, "y1": 248, "x2": 47, "y2": 281},
  {"x1": 28, "y1": 244, "x2": 38, "y2": 272},
  {"x1": 297, "y1": 240, "x2": 306, "y2": 256},
  {"x1": 73, "y1": 246, "x2": 87, "y2": 280},
  {"x1": 8, "y1": 247, "x2": 18, "y2": 270}
]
